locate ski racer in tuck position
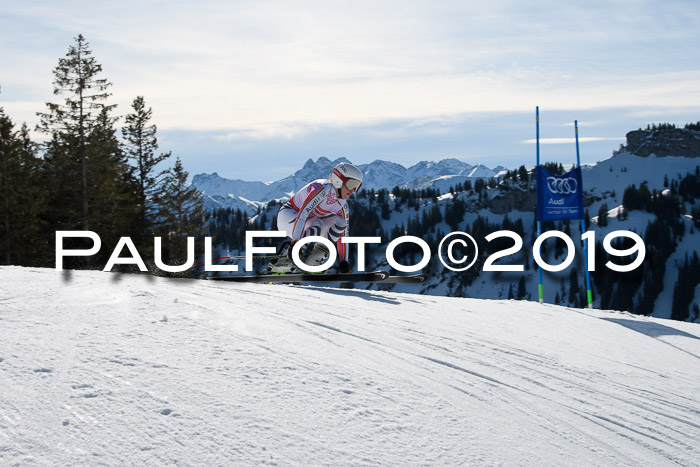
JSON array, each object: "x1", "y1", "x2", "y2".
[{"x1": 267, "y1": 162, "x2": 364, "y2": 274}]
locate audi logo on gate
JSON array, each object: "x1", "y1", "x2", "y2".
[{"x1": 546, "y1": 176, "x2": 578, "y2": 195}]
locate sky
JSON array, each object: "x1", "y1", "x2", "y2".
[{"x1": 1, "y1": 0, "x2": 699, "y2": 181}]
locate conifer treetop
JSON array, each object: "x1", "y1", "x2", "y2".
[{"x1": 37, "y1": 34, "x2": 115, "y2": 136}]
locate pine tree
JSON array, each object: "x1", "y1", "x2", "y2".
[
  {"x1": 670, "y1": 252, "x2": 700, "y2": 321},
  {"x1": 85, "y1": 107, "x2": 139, "y2": 250},
  {"x1": 37, "y1": 34, "x2": 117, "y2": 232},
  {"x1": 517, "y1": 276, "x2": 527, "y2": 300},
  {"x1": 35, "y1": 35, "x2": 140, "y2": 268},
  {"x1": 154, "y1": 157, "x2": 206, "y2": 267},
  {"x1": 0, "y1": 107, "x2": 46, "y2": 265},
  {"x1": 597, "y1": 203, "x2": 609, "y2": 227},
  {"x1": 518, "y1": 165, "x2": 529, "y2": 184},
  {"x1": 618, "y1": 205, "x2": 628, "y2": 221},
  {"x1": 122, "y1": 96, "x2": 171, "y2": 249},
  {"x1": 568, "y1": 268, "x2": 580, "y2": 304}
]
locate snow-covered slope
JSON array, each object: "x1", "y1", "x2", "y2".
[
  {"x1": 581, "y1": 151, "x2": 698, "y2": 196},
  {"x1": 1, "y1": 267, "x2": 698, "y2": 465}
]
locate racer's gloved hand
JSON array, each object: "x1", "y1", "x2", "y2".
[{"x1": 338, "y1": 261, "x2": 351, "y2": 274}]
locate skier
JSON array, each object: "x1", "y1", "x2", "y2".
[{"x1": 268, "y1": 162, "x2": 364, "y2": 274}]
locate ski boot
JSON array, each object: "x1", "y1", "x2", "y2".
[{"x1": 265, "y1": 240, "x2": 298, "y2": 275}]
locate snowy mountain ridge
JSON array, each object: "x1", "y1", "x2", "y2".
[
  {"x1": 218, "y1": 151, "x2": 700, "y2": 322},
  {"x1": 0, "y1": 266, "x2": 698, "y2": 465},
  {"x1": 192, "y1": 157, "x2": 506, "y2": 212},
  {"x1": 388, "y1": 151, "x2": 700, "y2": 320}
]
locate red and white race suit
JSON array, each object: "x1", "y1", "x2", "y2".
[{"x1": 276, "y1": 179, "x2": 350, "y2": 261}]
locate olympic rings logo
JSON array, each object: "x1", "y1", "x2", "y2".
[{"x1": 546, "y1": 177, "x2": 578, "y2": 195}]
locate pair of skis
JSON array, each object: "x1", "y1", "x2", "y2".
[{"x1": 207, "y1": 270, "x2": 427, "y2": 284}]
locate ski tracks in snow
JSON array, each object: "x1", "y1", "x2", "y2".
[
  {"x1": 238, "y1": 285, "x2": 700, "y2": 466},
  {"x1": 0, "y1": 267, "x2": 699, "y2": 466}
]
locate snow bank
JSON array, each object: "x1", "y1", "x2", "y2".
[{"x1": 0, "y1": 267, "x2": 698, "y2": 465}]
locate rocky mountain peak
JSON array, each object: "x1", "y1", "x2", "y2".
[{"x1": 625, "y1": 127, "x2": 700, "y2": 158}]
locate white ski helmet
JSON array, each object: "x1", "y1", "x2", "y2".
[{"x1": 330, "y1": 162, "x2": 363, "y2": 192}]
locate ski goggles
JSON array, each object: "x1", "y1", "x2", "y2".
[
  {"x1": 344, "y1": 178, "x2": 362, "y2": 192},
  {"x1": 333, "y1": 168, "x2": 363, "y2": 192}
]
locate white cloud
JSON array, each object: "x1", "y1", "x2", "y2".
[
  {"x1": 2, "y1": 0, "x2": 699, "y2": 138},
  {"x1": 560, "y1": 121, "x2": 608, "y2": 127},
  {"x1": 216, "y1": 123, "x2": 316, "y2": 141}
]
